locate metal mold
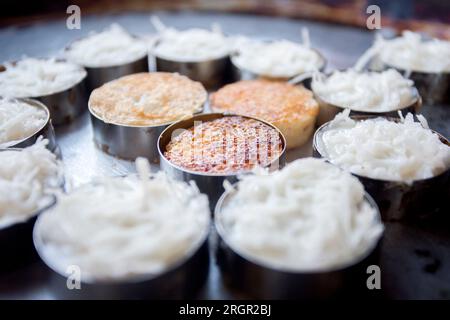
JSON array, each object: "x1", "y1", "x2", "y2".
[
  {"x1": 214, "y1": 188, "x2": 382, "y2": 299},
  {"x1": 158, "y1": 113, "x2": 287, "y2": 209},
  {"x1": 313, "y1": 115, "x2": 450, "y2": 221}
]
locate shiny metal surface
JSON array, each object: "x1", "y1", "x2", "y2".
[
  {"x1": 214, "y1": 188, "x2": 382, "y2": 299},
  {"x1": 406, "y1": 71, "x2": 450, "y2": 106},
  {"x1": 89, "y1": 109, "x2": 168, "y2": 163},
  {"x1": 154, "y1": 53, "x2": 231, "y2": 89},
  {"x1": 158, "y1": 113, "x2": 286, "y2": 209},
  {"x1": 374, "y1": 60, "x2": 450, "y2": 106},
  {"x1": 65, "y1": 34, "x2": 149, "y2": 92},
  {"x1": 0, "y1": 61, "x2": 88, "y2": 126},
  {"x1": 0, "y1": 11, "x2": 449, "y2": 300},
  {"x1": 35, "y1": 74, "x2": 88, "y2": 126},
  {"x1": 84, "y1": 55, "x2": 149, "y2": 92},
  {"x1": 313, "y1": 116, "x2": 450, "y2": 221},
  {"x1": 0, "y1": 147, "x2": 62, "y2": 273},
  {"x1": 88, "y1": 92, "x2": 205, "y2": 162},
  {"x1": 2, "y1": 98, "x2": 58, "y2": 153}
]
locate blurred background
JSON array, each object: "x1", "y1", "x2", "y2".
[{"x1": 1, "y1": 0, "x2": 449, "y2": 39}]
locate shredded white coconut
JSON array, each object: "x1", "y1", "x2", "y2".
[
  {"x1": 219, "y1": 158, "x2": 383, "y2": 271},
  {"x1": 0, "y1": 58, "x2": 86, "y2": 98},
  {"x1": 35, "y1": 158, "x2": 210, "y2": 281},
  {"x1": 231, "y1": 37, "x2": 323, "y2": 78},
  {"x1": 312, "y1": 69, "x2": 416, "y2": 112},
  {"x1": 320, "y1": 110, "x2": 450, "y2": 182},
  {"x1": 65, "y1": 24, "x2": 148, "y2": 68},
  {"x1": 0, "y1": 98, "x2": 47, "y2": 147},
  {"x1": 377, "y1": 31, "x2": 450, "y2": 73},
  {"x1": 0, "y1": 138, "x2": 62, "y2": 229},
  {"x1": 152, "y1": 24, "x2": 230, "y2": 62}
]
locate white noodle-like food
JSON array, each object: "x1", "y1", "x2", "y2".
[
  {"x1": 0, "y1": 98, "x2": 47, "y2": 147},
  {"x1": 65, "y1": 24, "x2": 147, "y2": 68},
  {"x1": 321, "y1": 110, "x2": 450, "y2": 182},
  {"x1": 312, "y1": 69, "x2": 416, "y2": 112},
  {"x1": 377, "y1": 31, "x2": 450, "y2": 73},
  {"x1": 220, "y1": 158, "x2": 383, "y2": 271},
  {"x1": 153, "y1": 27, "x2": 230, "y2": 62},
  {"x1": 0, "y1": 138, "x2": 62, "y2": 229},
  {"x1": 232, "y1": 37, "x2": 323, "y2": 78},
  {"x1": 0, "y1": 58, "x2": 86, "y2": 98},
  {"x1": 35, "y1": 158, "x2": 210, "y2": 281}
]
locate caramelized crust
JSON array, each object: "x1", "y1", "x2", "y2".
[
  {"x1": 210, "y1": 80, "x2": 319, "y2": 149},
  {"x1": 164, "y1": 116, "x2": 283, "y2": 174},
  {"x1": 89, "y1": 72, "x2": 207, "y2": 126}
]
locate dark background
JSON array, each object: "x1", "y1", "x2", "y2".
[{"x1": 1, "y1": 0, "x2": 449, "y2": 38}]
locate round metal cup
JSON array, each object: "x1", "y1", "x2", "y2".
[
  {"x1": 153, "y1": 45, "x2": 231, "y2": 90},
  {"x1": 230, "y1": 47, "x2": 326, "y2": 89},
  {"x1": 0, "y1": 148, "x2": 61, "y2": 272},
  {"x1": 0, "y1": 60, "x2": 88, "y2": 126},
  {"x1": 312, "y1": 75, "x2": 422, "y2": 126},
  {"x1": 84, "y1": 56, "x2": 149, "y2": 92},
  {"x1": 65, "y1": 36, "x2": 149, "y2": 92},
  {"x1": 214, "y1": 188, "x2": 383, "y2": 299},
  {"x1": 158, "y1": 113, "x2": 287, "y2": 210},
  {"x1": 373, "y1": 59, "x2": 450, "y2": 106},
  {"x1": 88, "y1": 102, "x2": 205, "y2": 163},
  {"x1": 313, "y1": 115, "x2": 450, "y2": 221},
  {"x1": 32, "y1": 205, "x2": 210, "y2": 299},
  {"x1": 0, "y1": 98, "x2": 58, "y2": 154}
]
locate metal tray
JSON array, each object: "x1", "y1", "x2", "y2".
[{"x1": 0, "y1": 11, "x2": 449, "y2": 300}]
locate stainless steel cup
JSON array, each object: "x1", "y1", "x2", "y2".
[
  {"x1": 84, "y1": 56, "x2": 149, "y2": 92},
  {"x1": 154, "y1": 54, "x2": 231, "y2": 90},
  {"x1": 214, "y1": 188, "x2": 383, "y2": 299},
  {"x1": 158, "y1": 113, "x2": 287, "y2": 209},
  {"x1": 0, "y1": 98, "x2": 58, "y2": 154},
  {"x1": 0, "y1": 60, "x2": 88, "y2": 126},
  {"x1": 0, "y1": 148, "x2": 62, "y2": 272},
  {"x1": 372, "y1": 59, "x2": 450, "y2": 106},
  {"x1": 312, "y1": 74, "x2": 422, "y2": 126},
  {"x1": 65, "y1": 36, "x2": 149, "y2": 92},
  {"x1": 89, "y1": 101, "x2": 205, "y2": 163},
  {"x1": 230, "y1": 47, "x2": 326, "y2": 89},
  {"x1": 313, "y1": 115, "x2": 450, "y2": 221},
  {"x1": 32, "y1": 203, "x2": 210, "y2": 299}
]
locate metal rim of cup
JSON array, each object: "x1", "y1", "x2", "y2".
[
  {"x1": 0, "y1": 58, "x2": 87, "y2": 98},
  {"x1": 311, "y1": 71, "x2": 423, "y2": 115},
  {"x1": 0, "y1": 97, "x2": 52, "y2": 148},
  {"x1": 157, "y1": 112, "x2": 287, "y2": 178},
  {"x1": 214, "y1": 184, "x2": 383, "y2": 274},
  {"x1": 313, "y1": 114, "x2": 450, "y2": 184},
  {"x1": 230, "y1": 44, "x2": 327, "y2": 80},
  {"x1": 64, "y1": 34, "x2": 149, "y2": 69},
  {"x1": 152, "y1": 36, "x2": 231, "y2": 64},
  {"x1": 32, "y1": 175, "x2": 212, "y2": 285}
]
